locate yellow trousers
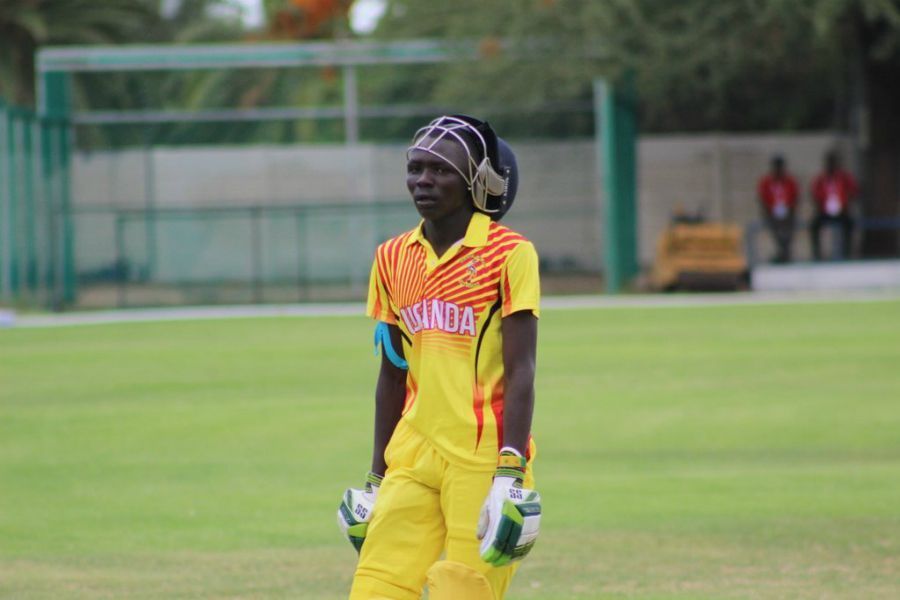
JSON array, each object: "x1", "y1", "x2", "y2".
[{"x1": 349, "y1": 421, "x2": 534, "y2": 600}]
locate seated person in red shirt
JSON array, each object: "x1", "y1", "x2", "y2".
[
  {"x1": 757, "y1": 155, "x2": 799, "y2": 263},
  {"x1": 810, "y1": 151, "x2": 858, "y2": 260}
]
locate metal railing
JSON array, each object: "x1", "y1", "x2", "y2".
[
  {"x1": 61, "y1": 201, "x2": 413, "y2": 308},
  {"x1": 65, "y1": 200, "x2": 603, "y2": 309}
]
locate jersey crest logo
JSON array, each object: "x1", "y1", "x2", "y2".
[{"x1": 461, "y1": 256, "x2": 484, "y2": 288}]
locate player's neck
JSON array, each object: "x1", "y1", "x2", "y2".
[{"x1": 423, "y1": 210, "x2": 473, "y2": 258}]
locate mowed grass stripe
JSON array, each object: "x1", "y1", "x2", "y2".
[{"x1": 1, "y1": 301, "x2": 898, "y2": 598}]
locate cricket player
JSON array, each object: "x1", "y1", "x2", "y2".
[{"x1": 337, "y1": 115, "x2": 542, "y2": 599}]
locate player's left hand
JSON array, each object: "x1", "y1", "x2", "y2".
[{"x1": 476, "y1": 475, "x2": 542, "y2": 567}]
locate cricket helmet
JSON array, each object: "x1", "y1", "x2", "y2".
[{"x1": 408, "y1": 114, "x2": 518, "y2": 221}]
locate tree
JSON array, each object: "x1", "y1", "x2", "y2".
[
  {"x1": 372, "y1": 0, "x2": 900, "y2": 254},
  {"x1": 0, "y1": 0, "x2": 165, "y2": 106},
  {"x1": 372, "y1": 1, "x2": 845, "y2": 132},
  {"x1": 260, "y1": 0, "x2": 352, "y2": 39},
  {"x1": 75, "y1": 1, "x2": 355, "y2": 147},
  {"x1": 832, "y1": 1, "x2": 900, "y2": 255}
]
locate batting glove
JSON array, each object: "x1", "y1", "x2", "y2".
[
  {"x1": 337, "y1": 471, "x2": 382, "y2": 553},
  {"x1": 476, "y1": 449, "x2": 541, "y2": 566}
]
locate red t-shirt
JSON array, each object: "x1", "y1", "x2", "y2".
[
  {"x1": 757, "y1": 174, "x2": 798, "y2": 217},
  {"x1": 811, "y1": 170, "x2": 858, "y2": 216}
]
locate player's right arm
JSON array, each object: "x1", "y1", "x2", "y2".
[
  {"x1": 336, "y1": 326, "x2": 405, "y2": 554},
  {"x1": 371, "y1": 323, "x2": 406, "y2": 475},
  {"x1": 365, "y1": 248, "x2": 407, "y2": 475},
  {"x1": 337, "y1": 250, "x2": 406, "y2": 553}
]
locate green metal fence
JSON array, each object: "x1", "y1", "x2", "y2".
[
  {"x1": 7, "y1": 40, "x2": 639, "y2": 311},
  {"x1": 64, "y1": 199, "x2": 602, "y2": 310},
  {"x1": 76, "y1": 201, "x2": 416, "y2": 308},
  {"x1": 0, "y1": 98, "x2": 74, "y2": 309}
]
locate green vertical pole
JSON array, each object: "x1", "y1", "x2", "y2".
[
  {"x1": 594, "y1": 75, "x2": 638, "y2": 294},
  {"x1": 58, "y1": 119, "x2": 75, "y2": 304},
  {"x1": 40, "y1": 118, "x2": 60, "y2": 309},
  {"x1": 4, "y1": 106, "x2": 20, "y2": 298},
  {"x1": 28, "y1": 116, "x2": 47, "y2": 306},
  {"x1": 0, "y1": 101, "x2": 10, "y2": 302},
  {"x1": 41, "y1": 71, "x2": 75, "y2": 307},
  {"x1": 619, "y1": 72, "x2": 638, "y2": 284},
  {"x1": 22, "y1": 112, "x2": 38, "y2": 295}
]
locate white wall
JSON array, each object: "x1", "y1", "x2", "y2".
[{"x1": 71, "y1": 132, "x2": 851, "y2": 279}]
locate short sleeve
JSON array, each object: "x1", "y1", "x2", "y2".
[
  {"x1": 366, "y1": 256, "x2": 396, "y2": 323},
  {"x1": 500, "y1": 241, "x2": 540, "y2": 318}
]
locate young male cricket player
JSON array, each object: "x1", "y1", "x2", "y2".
[{"x1": 338, "y1": 115, "x2": 542, "y2": 600}]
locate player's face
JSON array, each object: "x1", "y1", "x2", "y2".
[{"x1": 406, "y1": 139, "x2": 472, "y2": 222}]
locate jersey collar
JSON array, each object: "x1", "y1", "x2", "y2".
[{"x1": 404, "y1": 212, "x2": 491, "y2": 249}]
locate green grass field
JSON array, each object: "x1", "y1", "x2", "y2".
[{"x1": 2, "y1": 300, "x2": 899, "y2": 599}]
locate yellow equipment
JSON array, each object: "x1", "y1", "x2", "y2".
[{"x1": 651, "y1": 222, "x2": 748, "y2": 291}]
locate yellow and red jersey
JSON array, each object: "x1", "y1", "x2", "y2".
[{"x1": 367, "y1": 212, "x2": 540, "y2": 469}]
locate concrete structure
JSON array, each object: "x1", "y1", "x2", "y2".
[
  {"x1": 70, "y1": 132, "x2": 851, "y2": 286},
  {"x1": 753, "y1": 260, "x2": 900, "y2": 292}
]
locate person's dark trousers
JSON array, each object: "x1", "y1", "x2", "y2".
[
  {"x1": 810, "y1": 212, "x2": 854, "y2": 260},
  {"x1": 766, "y1": 214, "x2": 795, "y2": 263}
]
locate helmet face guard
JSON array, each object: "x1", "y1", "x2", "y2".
[{"x1": 408, "y1": 115, "x2": 518, "y2": 221}]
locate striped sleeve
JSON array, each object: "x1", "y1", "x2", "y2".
[
  {"x1": 366, "y1": 248, "x2": 396, "y2": 323},
  {"x1": 500, "y1": 241, "x2": 540, "y2": 318}
]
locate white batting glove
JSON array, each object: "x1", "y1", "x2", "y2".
[
  {"x1": 336, "y1": 471, "x2": 382, "y2": 553},
  {"x1": 476, "y1": 450, "x2": 541, "y2": 566}
]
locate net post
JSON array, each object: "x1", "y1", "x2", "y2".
[
  {"x1": 0, "y1": 101, "x2": 11, "y2": 303},
  {"x1": 4, "y1": 105, "x2": 21, "y2": 299},
  {"x1": 40, "y1": 70, "x2": 76, "y2": 308},
  {"x1": 22, "y1": 112, "x2": 38, "y2": 297},
  {"x1": 594, "y1": 74, "x2": 638, "y2": 294}
]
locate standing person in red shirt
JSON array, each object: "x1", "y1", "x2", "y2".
[
  {"x1": 757, "y1": 155, "x2": 799, "y2": 263},
  {"x1": 810, "y1": 151, "x2": 859, "y2": 260}
]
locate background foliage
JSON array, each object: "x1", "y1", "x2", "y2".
[
  {"x1": 3, "y1": 0, "x2": 899, "y2": 133},
  {"x1": 2, "y1": 0, "x2": 898, "y2": 247},
  {"x1": 373, "y1": 0, "x2": 900, "y2": 134}
]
